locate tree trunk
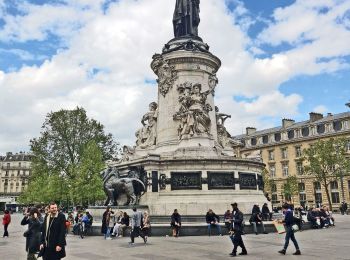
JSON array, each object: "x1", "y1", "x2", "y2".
[{"x1": 323, "y1": 181, "x2": 332, "y2": 210}]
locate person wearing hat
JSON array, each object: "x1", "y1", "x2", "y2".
[{"x1": 229, "y1": 203, "x2": 247, "y2": 257}]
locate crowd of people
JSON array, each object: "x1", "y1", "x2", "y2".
[{"x1": 0, "y1": 199, "x2": 346, "y2": 259}]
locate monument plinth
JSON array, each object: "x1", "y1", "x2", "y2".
[{"x1": 105, "y1": 0, "x2": 268, "y2": 215}]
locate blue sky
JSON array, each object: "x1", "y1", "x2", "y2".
[{"x1": 0, "y1": 0, "x2": 349, "y2": 153}]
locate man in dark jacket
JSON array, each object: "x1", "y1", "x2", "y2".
[
  {"x1": 278, "y1": 204, "x2": 301, "y2": 255},
  {"x1": 229, "y1": 203, "x2": 247, "y2": 257},
  {"x1": 205, "y1": 209, "x2": 222, "y2": 236},
  {"x1": 40, "y1": 202, "x2": 67, "y2": 260}
]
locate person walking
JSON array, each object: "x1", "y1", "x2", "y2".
[
  {"x1": 129, "y1": 207, "x2": 146, "y2": 245},
  {"x1": 142, "y1": 211, "x2": 151, "y2": 242},
  {"x1": 101, "y1": 206, "x2": 114, "y2": 239},
  {"x1": 229, "y1": 203, "x2": 247, "y2": 257},
  {"x1": 278, "y1": 203, "x2": 301, "y2": 255},
  {"x1": 21, "y1": 207, "x2": 43, "y2": 260},
  {"x1": 2, "y1": 209, "x2": 11, "y2": 238},
  {"x1": 40, "y1": 202, "x2": 67, "y2": 260},
  {"x1": 170, "y1": 209, "x2": 182, "y2": 237}
]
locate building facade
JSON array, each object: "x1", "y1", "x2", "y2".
[
  {"x1": 235, "y1": 109, "x2": 350, "y2": 210},
  {"x1": 0, "y1": 152, "x2": 32, "y2": 211}
]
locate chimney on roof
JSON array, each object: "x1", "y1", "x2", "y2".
[
  {"x1": 246, "y1": 127, "x2": 257, "y2": 135},
  {"x1": 6, "y1": 152, "x2": 12, "y2": 156},
  {"x1": 346, "y1": 101, "x2": 350, "y2": 109},
  {"x1": 282, "y1": 118, "x2": 295, "y2": 128},
  {"x1": 309, "y1": 112, "x2": 323, "y2": 122},
  {"x1": 327, "y1": 113, "x2": 333, "y2": 117}
]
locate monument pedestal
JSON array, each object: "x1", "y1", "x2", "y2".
[{"x1": 108, "y1": 26, "x2": 269, "y2": 216}]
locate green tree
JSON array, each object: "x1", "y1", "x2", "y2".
[
  {"x1": 72, "y1": 141, "x2": 106, "y2": 206},
  {"x1": 303, "y1": 138, "x2": 350, "y2": 210},
  {"x1": 262, "y1": 168, "x2": 274, "y2": 200},
  {"x1": 282, "y1": 176, "x2": 299, "y2": 203},
  {"x1": 19, "y1": 107, "x2": 118, "y2": 205}
]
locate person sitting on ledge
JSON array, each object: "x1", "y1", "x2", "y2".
[
  {"x1": 171, "y1": 209, "x2": 182, "y2": 237},
  {"x1": 249, "y1": 204, "x2": 268, "y2": 235},
  {"x1": 205, "y1": 209, "x2": 222, "y2": 236},
  {"x1": 307, "y1": 207, "x2": 319, "y2": 229}
]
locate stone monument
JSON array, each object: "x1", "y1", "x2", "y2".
[{"x1": 105, "y1": 0, "x2": 268, "y2": 215}]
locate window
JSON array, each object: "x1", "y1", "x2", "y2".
[
  {"x1": 288, "y1": 130, "x2": 295, "y2": 139},
  {"x1": 331, "y1": 192, "x2": 340, "y2": 203},
  {"x1": 295, "y1": 146, "x2": 302, "y2": 157},
  {"x1": 272, "y1": 194, "x2": 278, "y2": 203},
  {"x1": 269, "y1": 165, "x2": 276, "y2": 178},
  {"x1": 17, "y1": 170, "x2": 20, "y2": 176},
  {"x1": 346, "y1": 140, "x2": 350, "y2": 152},
  {"x1": 281, "y1": 148, "x2": 288, "y2": 159},
  {"x1": 5, "y1": 171, "x2": 9, "y2": 176},
  {"x1": 268, "y1": 150, "x2": 275, "y2": 161},
  {"x1": 6, "y1": 163, "x2": 10, "y2": 168},
  {"x1": 314, "y1": 182, "x2": 321, "y2": 191},
  {"x1": 274, "y1": 133, "x2": 281, "y2": 142},
  {"x1": 262, "y1": 135, "x2": 269, "y2": 144},
  {"x1": 251, "y1": 138, "x2": 257, "y2": 146},
  {"x1": 301, "y1": 127, "x2": 309, "y2": 137},
  {"x1": 333, "y1": 121, "x2": 342, "y2": 132},
  {"x1": 315, "y1": 193, "x2": 323, "y2": 204},
  {"x1": 19, "y1": 162, "x2": 21, "y2": 167},
  {"x1": 298, "y1": 183, "x2": 305, "y2": 192},
  {"x1": 317, "y1": 124, "x2": 325, "y2": 134},
  {"x1": 271, "y1": 184, "x2": 277, "y2": 192},
  {"x1": 296, "y1": 162, "x2": 303, "y2": 175},
  {"x1": 282, "y1": 163, "x2": 289, "y2": 176},
  {"x1": 299, "y1": 193, "x2": 306, "y2": 204},
  {"x1": 330, "y1": 181, "x2": 338, "y2": 190}
]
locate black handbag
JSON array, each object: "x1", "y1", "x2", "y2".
[{"x1": 23, "y1": 230, "x2": 30, "y2": 237}]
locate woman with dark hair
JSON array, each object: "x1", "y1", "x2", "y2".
[
  {"x1": 21, "y1": 207, "x2": 43, "y2": 260},
  {"x1": 170, "y1": 209, "x2": 181, "y2": 237},
  {"x1": 2, "y1": 209, "x2": 11, "y2": 238}
]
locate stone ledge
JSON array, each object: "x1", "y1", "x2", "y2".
[{"x1": 87, "y1": 221, "x2": 312, "y2": 237}]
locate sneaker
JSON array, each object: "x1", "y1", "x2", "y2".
[
  {"x1": 229, "y1": 252, "x2": 236, "y2": 256},
  {"x1": 293, "y1": 250, "x2": 301, "y2": 255},
  {"x1": 143, "y1": 236, "x2": 147, "y2": 244},
  {"x1": 128, "y1": 242, "x2": 134, "y2": 246},
  {"x1": 278, "y1": 249, "x2": 286, "y2": 255},
  {"x1": 106, "y1": 237, "x2": 112, "y2": 240},
  {"x1": 118, "y1": 235, "x2": 123, "y2": 237},
  {"x1": 239, "y1": 251, "x2": 248, "y2": 255}
]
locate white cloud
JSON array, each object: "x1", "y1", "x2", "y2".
[
  {"x1": 0, "y1": 0, "x2": 349, "y2": 153},
  {"x1": 313, "y1": 105, "x2": 328, "y2": 114}
]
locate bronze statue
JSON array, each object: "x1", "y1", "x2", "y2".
[{"x1": 173, "y1": 0, "x2": 200, "y2": 38}]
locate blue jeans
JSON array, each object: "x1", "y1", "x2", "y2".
[
  {"x1": 207, "y1": 223, "x2": 222, "y2": 236},
  {"x1": 104, "y1": 227, "x2": 112, "y2": 239},
  {"x1": 284, "y1": 226, "x2": 299, "y2": 250}
]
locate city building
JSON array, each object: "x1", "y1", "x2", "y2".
[
  {"x1": 235, "y1": 105, "x2": 350, "y2": 211},
  {"x1": 0, "y1": 152, "x2": 32, "y2": 211}
]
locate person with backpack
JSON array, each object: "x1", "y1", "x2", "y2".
[{"x1": 229, "y1": 203, "x2": 247, "y2": 257}]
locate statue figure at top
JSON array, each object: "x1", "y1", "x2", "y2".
[{"x1": 173, "y1": 0, "x2": 200, "y2": 38}]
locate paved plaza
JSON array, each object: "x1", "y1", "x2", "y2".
[{"x1": 1, "y1": 214, "x2": 349, "y2": 260}]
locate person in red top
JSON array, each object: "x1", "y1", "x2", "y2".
[{"x1": 2, "y1": 210, "x2": 11, "y2": 238}]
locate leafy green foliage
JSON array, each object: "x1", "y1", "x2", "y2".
[
  {"x1": 19, "y1": 107, "x2": 118, "y2": 206},
  {"x1": 282, "y1": 176, "x2": 299, "y2": 202},
  {"x1": 303, "y1": 138, "x2": 350, "y2": 209}
]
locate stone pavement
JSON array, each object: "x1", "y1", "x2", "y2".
[{"x1": 1, "y1": 214, "x2": 349, "y2": 260}]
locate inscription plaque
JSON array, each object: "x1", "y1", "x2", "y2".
[
  {"x1": 207, "y1": 172, "x2": 235, "y2": 190},
  {"x1": 239, "y1": 172, "x2": 257, "y2": 190},
  {"x1": 171, "y1": 172, "x2": 202, "y2": 190}
]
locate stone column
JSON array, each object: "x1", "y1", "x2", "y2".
[{"x1": 151, "y1": 37, "x2": 221, "y2": 152}]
